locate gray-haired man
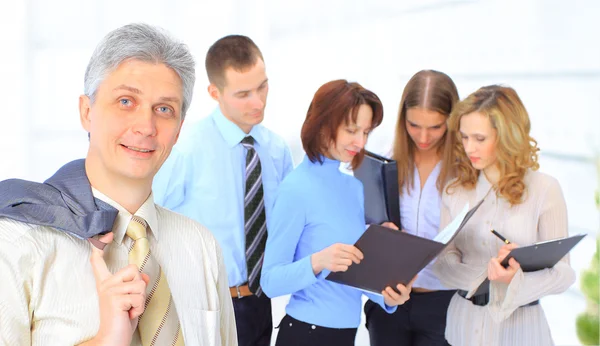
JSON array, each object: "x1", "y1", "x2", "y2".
[{"x1": 0, "y1": 23, "x2": 236, "y2": 346}]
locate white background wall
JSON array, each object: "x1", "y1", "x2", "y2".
[{"x1": 0, "y1": 1, "x2": 598, "y2": 345}]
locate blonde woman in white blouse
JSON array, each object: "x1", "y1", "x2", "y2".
[{"x1": 433, "y1": 85, "x2": 576, "y2": 346}]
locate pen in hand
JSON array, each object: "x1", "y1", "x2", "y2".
[{"x1": 491, "y1": 229, "x2": 511, "y2": 244}]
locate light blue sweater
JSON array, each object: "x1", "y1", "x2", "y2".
[{"x1": 261, "y1": 156, "x2": 395, "y2": 328}]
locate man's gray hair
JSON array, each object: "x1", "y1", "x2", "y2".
[{"x1": 84, "y1": 23, "x2": 195, "y2": 118}]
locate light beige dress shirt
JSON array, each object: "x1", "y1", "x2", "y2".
[
  {"x1": 433, "y1": 170, "x2": 576, "y2": 346},
  {"x1": 0, "y1": 188, "x2": 237, "y2": 346}
]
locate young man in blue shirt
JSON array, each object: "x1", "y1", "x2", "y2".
[{"x1": 153, "y1": 35, "x2": 293, "y2": 346}]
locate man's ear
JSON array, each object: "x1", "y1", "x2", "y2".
[
  {"x1": 207, "y1": 83, "x2": 221, "y2": 101},
  {"x1": 79, "y1": 95, "x2": 92, "y2": 132}
]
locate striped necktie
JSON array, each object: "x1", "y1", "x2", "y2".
[
  {"x1": 127, "y1": 216, "x2": 184, "y2": 346},
  {"x1": 241, "y1": 136, "x2": 267, "y2": 296}
]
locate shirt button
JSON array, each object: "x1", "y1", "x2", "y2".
[
  {"x1": 311, "y1": 325, "x2": 316, "y2": 330},
  {"x1": 289, "y1": 323, "x2": 293, "y2": 327}
]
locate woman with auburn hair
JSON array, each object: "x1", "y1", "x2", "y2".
[
  {"x1": 365, "y1": 70, "x2": 459, "y2": 346},
  {"x1": 261, "y1": 80, "x2": 413, "y2": 346},
  {"x1": 433, "y1": 85, "x2": 575, "y2": 346}
]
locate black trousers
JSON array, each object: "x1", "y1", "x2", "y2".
[
  {"x1": 364, "y1": 290, "x2": 455, "y2": 346},
  {"x1": 232, "y1": 294, "x2": 273, "y2": 346},
  {"x1": 275, "y1": 314, "x2": 358, "y2": 346}
]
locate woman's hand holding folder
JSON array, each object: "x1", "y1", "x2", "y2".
[
  {"x1": 311, "y1": 243, "x2": 364, "y2": 275},
  {"x1": 380, "y1": 222, "x2": 400, "y2": 230},
  {"x1": 382, "y1": 275, "x2": 417, "y2": 307},
  {"x1": 488, "y1": 243, "x2": 521, "y2": 284}
]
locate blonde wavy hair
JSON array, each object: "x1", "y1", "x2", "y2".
[{"x1": 444, "y1": 85, "x2": 540, "y2": 205}]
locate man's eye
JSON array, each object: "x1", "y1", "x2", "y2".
[{"x1": 120, "y1": 99, "x2": 132, "y2": 106}]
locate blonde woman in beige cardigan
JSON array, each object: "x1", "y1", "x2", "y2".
[{"x1": 433, "y1": 85, "x2": 576, "y2": 346}]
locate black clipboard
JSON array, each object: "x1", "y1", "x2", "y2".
[
  {"x1": 474, "y1": 233, "x2": 587, "y2": 295},
  {"x1": 326, "y1": 199, "x2": 485, "y2": 294},
  {"x1": 353, "y1": 151, "x2": 401, "y2": 229}
]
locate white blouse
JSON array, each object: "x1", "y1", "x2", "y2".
[
  {"x1": 400, "y1": 161, "x2": 448, "y2": 290},
  {"x1": 433, "y1": 170, "x2": 575, "y2": 346}
]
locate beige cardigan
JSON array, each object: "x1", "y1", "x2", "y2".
[{"x1": 433, "y1": 170, "x2": 575, "y2": 346}]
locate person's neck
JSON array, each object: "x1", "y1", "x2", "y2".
[
  {"x1": 85, "y1": 160, "x2": 151, "y2": 214},
  {"x1": 237, "y1": 122, "x2": 252, "y2": 134},
  {"x1": 483, "y1": 165, "x2": 500, "y2": 185},
  {"x1": 414, "y1": 148, "x2": 440, "y2": 166},
  {"x1": 219, "y1": 106, "x2": 253, "y2": 134}
]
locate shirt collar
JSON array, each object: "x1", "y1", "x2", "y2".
[
  {"x1": 211, "y1": 107, "x2": 266, "y2": 148},
  {"x1": 91, "y1": 187, "x2": 160, "y2": 244},
  {"x1": 476, "y1": 170, "x2": 495, "y2": 200},
  {"x1": 304, "y1": 155, "x2": 342, "y2": 171}
]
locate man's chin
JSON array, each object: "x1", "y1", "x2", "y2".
[{"x1": 248, "y1": 113, "x2": 264, "y2": 124}]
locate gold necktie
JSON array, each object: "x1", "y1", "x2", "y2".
[{"x1": 127, "y1": 216, "x2": 184, "y2": 346}]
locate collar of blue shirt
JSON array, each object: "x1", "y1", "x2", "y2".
[{"x1": 211, "y1": 108, "x2": 266, "y2": 148}]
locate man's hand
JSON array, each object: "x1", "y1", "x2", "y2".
[
  {"x1": 382, "y1": 275, "x2": 416, "y2": 306},
  {"x1": 80, "y1": 233, "x2": 149, "y2": 346},
  {"x1": 311, "y1": 243, "x2": 364, "y2": 275}
]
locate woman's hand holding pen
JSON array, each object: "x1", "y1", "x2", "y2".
[
  {"x1": 311, "y1": 243, "x2": 364, "y2": 275},
  {"x1": 497, "y1": 243, "x2": 518, "y2": 262},
  {"x1": 488, "y1": 243, "x2": 521, "y2": 284}
]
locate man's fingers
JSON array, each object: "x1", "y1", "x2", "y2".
[
  {"x1": 90, "y1": 232, "x2": 113, "y2": 250},
  {"x1": 128, "y1": 294, "x2": 146, "y2": 320},
  {"x1": 141, "y1": 273, "x2": 150, "y2": 285},
  {"x1": 108, "y1": 280, "x2": 147, "y2": 296},
  {"x1": 117, "y1": 294, "x2": 146, "y2": 314},
  {"x1": 89, "y1": 232, "x2": 114, "y2": 283},
  {"x1": 114, "y1": 264, "x2": 142, "y2": 283}
]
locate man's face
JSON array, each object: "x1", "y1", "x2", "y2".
[
  {"x1": 209, "y1": 59, "x2": 268, "y2": 133},
  {"x1": 79, "y1": 59, "x2": 184, "y2": 186}
]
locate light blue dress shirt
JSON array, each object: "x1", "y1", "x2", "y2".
[
  {"x1": 261, "y1": 156, "x2": 395, "y2": 329},
  {"x1": 153, "y1": 108, "x2": 293, "y2": 287}
]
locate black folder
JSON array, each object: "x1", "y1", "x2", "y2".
[
  {"x1": 353, "y1": 151, "x2": 401, "y2": 229},
  {"x1": 473, "y1": 233, "x2": 587, "y2": 295},
  {"x1": 326, "y1": 199, "x2": 484, "y2": 294}
]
